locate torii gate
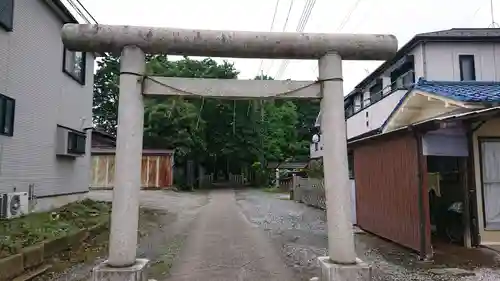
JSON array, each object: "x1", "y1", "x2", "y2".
[{"x1": 61, "y1": 24, "x2": 397, "y2": 281}]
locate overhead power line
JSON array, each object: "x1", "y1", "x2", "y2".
[
  {"x1": 295, "y1": 0, "x2": 316, "y2": 32},
  {"x1": 336, "y1": 0, "x2": 363, "y2": 32},
  {"x1": 311, "y1": 0, "x2": 364, "y2": 75},
  {"x1": 274, "y1": 0, "x2": 316, "y2": 78},
  {"x1": 489, "y1": 0, "x2": 500, "y2": 27},
  {"x1": 256, "y1": 0, "x2": 282, "y2": 77},
  {"x1": 282, "y1": 0, "x2": 296, "y2": 32}
]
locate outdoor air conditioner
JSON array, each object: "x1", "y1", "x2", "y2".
[{"x1": 0, "y1": 192, "x2": 29, "y2": 219}]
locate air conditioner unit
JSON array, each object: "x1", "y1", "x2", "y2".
[{"x1": 0, "y1": 192, "x2": 29, "y2": 219}]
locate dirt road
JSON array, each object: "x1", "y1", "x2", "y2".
[{"x1": 167, "y1": 189, "x2": 295, "y2": 281}]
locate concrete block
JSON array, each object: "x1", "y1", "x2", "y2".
[
  {"x1": 21, "y1": 244, "x2": 44, "y2": 269},
  {"x1": 318, "y1": 257, "x2": 371, "y2": 281},
  {"x1": 92, "y1": 259, "x2": 149, "y2": 281},
  {"x1": 43, "y1": 236, "x2": 69, "y2": 258},
  {"x1": 0, "y1": 253, "x2": 24, "y2": 281}
]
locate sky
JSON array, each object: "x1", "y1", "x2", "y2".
[{"x1": 73, "y1": 0, "x2": 497, "y2": 94}]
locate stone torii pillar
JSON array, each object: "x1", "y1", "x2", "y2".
[{"x1": 61, "y1": 24, "x2": 397, "y2": 281}]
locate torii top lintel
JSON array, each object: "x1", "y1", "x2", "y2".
[{"x1": 61, "y1": 24, "x2": 398, "y2": 60}]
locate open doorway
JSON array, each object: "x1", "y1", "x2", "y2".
[{"x1": 427, "y1": 156, "x2": 467, "y2": 245}]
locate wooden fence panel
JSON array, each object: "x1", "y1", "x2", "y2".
[{"x1": 91, "y1": 153, "x2": 173, "y2": 189}]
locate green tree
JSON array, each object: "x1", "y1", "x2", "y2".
[
  {"x1": 93, "y1": 54, "x2": 319, "y2": 183},
  {"x1": 93, "y1": 54, "x2": 120, "y2": 134}
]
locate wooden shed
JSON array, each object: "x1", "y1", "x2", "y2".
[
  {"x1": 351, "y1": 131, "x2": 432, "y2": 258},
  {"x1": 90, "y1": 130, "x2": 174, "y2": 189},
  {"x1": 91, "y1": 149, "x2": 174, "y2": 189}
]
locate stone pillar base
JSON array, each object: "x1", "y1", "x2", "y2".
[
  {"x1": 317, "y1": 257, "x2": 371, "y2": 281},
  {"x1": 92, "y1": 259, "x2": 149, "y2": 281}
]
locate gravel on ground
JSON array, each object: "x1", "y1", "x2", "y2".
[{"x1": 235, "y1": 189, "x2": 500, "y2": 281}]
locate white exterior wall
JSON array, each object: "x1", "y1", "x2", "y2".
[
  {"x1": 346, "y1": 89, "x2": 406, "y2": 139},
  {"x1": 310, "y1": 141, "x2": 324, "y2": 159},
  {"x1": 425, "y1": 42, "x2": 500, "y2": 81},
  {"x1": 0, "y1": 1, "x2": 94, "y2": 197},
  {"x1": 344, "y1": 47, "x2": 423, "y2": 140}
]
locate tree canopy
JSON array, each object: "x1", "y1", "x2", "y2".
[{"x1": 93, "y1": 53, "x2": 320, "y2": 179}]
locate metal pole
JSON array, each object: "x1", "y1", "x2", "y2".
[
  {"x1": 318, "y1": 52, "x2": 357, "y2": 264},
  {"x1": 108, "y1": 45, "x2": 146, "y2": 267}
]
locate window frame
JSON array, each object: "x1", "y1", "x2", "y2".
[
  {"x1": 369, "y1": 79, "x2": 383, "y2": 103},
  {"x1": 0, "y1": 0, "x2": 14, "y2": 32},
  {"x1": 67, "y1": 131, "x2": 86, "y2": 155},
  {"x1": 459, "y1": 54, "x2": 476, "y2": 81},
  {"x1": 62, "y1": 48, "x2": 86, "y2": 85},
  {"x1": 0, "y1": 94, "x2": 15, "y2": 137}
]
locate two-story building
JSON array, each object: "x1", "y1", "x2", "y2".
[
  {"x1": 0, "y1": 0, "x2": 95, "y2": 212},
  {"x1": 311, "y1": 28, "x2": 500, "y2": 258}
]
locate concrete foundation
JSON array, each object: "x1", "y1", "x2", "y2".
[
  {"x1": 318, "y1": 257, "x2": 371, "y2": 281},
  {"x1": 92, "y1": 259, "x2": 149, "y2": 281}
]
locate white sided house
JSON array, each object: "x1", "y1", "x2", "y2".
[
  {"x1": 0, "y1": 0, "x2": 95, "y2": 214},
  {"x1": 311, "y1": 28, "x2": 500, "y2": 162}
]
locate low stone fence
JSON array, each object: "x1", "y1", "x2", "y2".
[
  {"x1": 0, "y1": 221, "x2": 109, "y2": 281},
  {"x1": 292, "y1": 176, "x2": 326, "y2": 209},
  {"x1": 291, "y1": 176, "x2": 357, "y2": 224}
]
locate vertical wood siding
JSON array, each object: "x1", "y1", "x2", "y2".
[
  {"x1": 91, "y1": 154, "x2": 173, "y2": 189},
  {"x1": 353, "y1": 133, "x2": 431, "y2": 254}
]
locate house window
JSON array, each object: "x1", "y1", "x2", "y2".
[
  {"x1": 391, "y1": 56, "x2": 415, "y2": 90},
  {"x1": 345, "y1": 99, "x2": 354, "y2": 119},
  {"x1": 459, "y1": 55, "x2": 476, "y2": 81},
  {"x1": 67, "y1": 131, "x2": 86, "y2": 154},
  {"x1": 370, "y1": 79, "x2": 383, "y2": 103},
  {"x1": 0, "y1": 94, "x2": 15, "y2": 136},
  {"x1": 354, "y1": 94, "x2": 362, "y2": 112},
  {"x1": 0, "y1": 0, "x2": 14, "y2": 31},
  {"x1": 363, "y1": 92, "x2": 371, "y2": 107},
  {"x1": 63, "y1": 48, "x2": 86, "y2": 84}
]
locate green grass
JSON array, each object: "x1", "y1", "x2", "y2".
[{"x1": 0, "y1": 199, "x2": 110, "y2": 258}]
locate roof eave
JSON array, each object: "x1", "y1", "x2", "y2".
[
  {"x1": 344, "y1": 35, "x2": 500, "y2": 101},
  {"x1": 44, "y1": 0, "x2": 79, "y2": 23}
]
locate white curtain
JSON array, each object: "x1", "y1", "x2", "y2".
[{"x1": 481, "y1": 141, "x2": 500, "y2": 230}]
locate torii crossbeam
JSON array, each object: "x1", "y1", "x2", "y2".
[{"x1": 61, "y1": 24, "x2": 397, "y2": 281}]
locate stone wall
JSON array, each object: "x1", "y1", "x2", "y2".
[{"x1": 292, "y1": 176, "x2": 326, "y2": 209}]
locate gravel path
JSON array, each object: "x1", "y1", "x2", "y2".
[
  {"x1": 235, "y1": 189, "x2": 500, "y2": 281},
  {"x1": 167, "y1": 189, "x2": 295, "y2": 281}
]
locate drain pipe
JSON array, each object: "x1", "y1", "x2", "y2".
[{"x1": 410, "y1": 125, "x2": 429, "y2": 260}]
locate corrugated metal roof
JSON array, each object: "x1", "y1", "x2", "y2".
[{"x1": 414, "y1": 79, "x2": 500, "y2": 103}]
